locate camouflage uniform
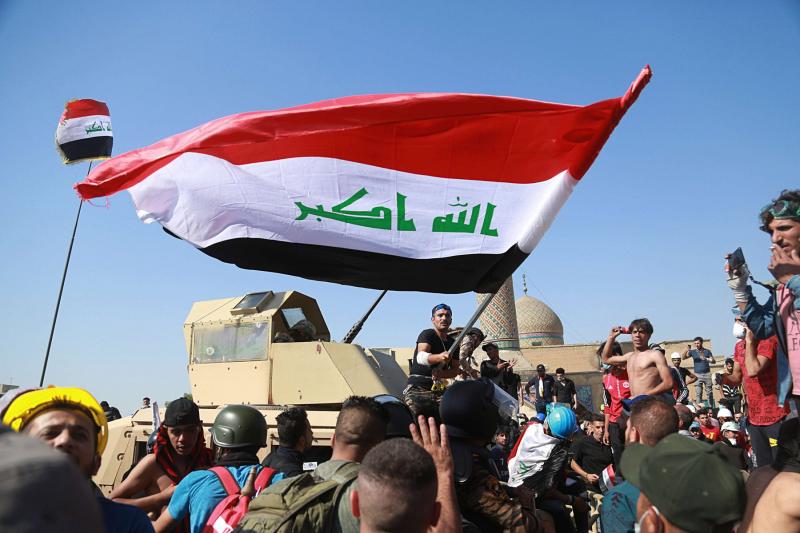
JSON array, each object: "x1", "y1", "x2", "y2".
[
  {"x1": 458, "y1": 333, "x2": 481, "y2": 379},
  {"x1": 457, "y1": 457, "x2": 538, "y2": 532},
  {"x1": 402, "y1": 386, "x2": 442, "y2": 420}
]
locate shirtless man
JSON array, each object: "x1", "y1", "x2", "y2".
[
  {"x1": 110, "y1": 398, "x2": 212, "y2": 519},
  {"x1": 600, "y1": 318, "x2": 673, "y2": 401},
  {"x1": 744, "y1": 418, "x2": 800, "y2": 532}
]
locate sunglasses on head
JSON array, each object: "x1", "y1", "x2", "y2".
[{"x1": 431, "y1": 303, "x2": 452, "y2": 316}]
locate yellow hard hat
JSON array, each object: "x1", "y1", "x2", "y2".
[{"x1": 1, "y1": 386, "x2": 108, "y2": 454}]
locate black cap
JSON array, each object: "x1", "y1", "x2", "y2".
[
  {"x1": 164, "y1": 398, "x2": 200, "y2": 427},
  {"x1": 482, "y1": 342, "x2": 498, "y2": 352}
]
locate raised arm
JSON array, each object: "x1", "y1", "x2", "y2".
[
  {"x1": 411, "y1": 417, "x2": 462, "y2": 533},
  {"x1": 744, "y1": 330, "x2": 772, "y2": 378},
  {"x1": 601, "y1": 328, "x2": 629, "y2": 365}
]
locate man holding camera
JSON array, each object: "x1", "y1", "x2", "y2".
[{"x1": 727, "y1": 189, "x2": 800, "y2": 415}]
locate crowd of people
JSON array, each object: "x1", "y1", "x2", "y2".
[{"x1": 0, "y1": 188, "x2": 797, "y2": 532}]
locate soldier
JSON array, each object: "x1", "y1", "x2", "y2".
[
  {"x1": 456, "y1": 327, "x2": 485, "y2": 380},
  {"x1": 403, "y1": 303, "x2": 460, "y2": 420},
  {"x1": 110, "y1": 398, "x2": 213, "y2": 520},
  {"x1": 440, "y1": 379, "x2": 546, "y2": 532}
]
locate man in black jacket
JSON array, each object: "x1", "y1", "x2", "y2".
[{"x1": 261, "y1": 406, "x2": 313, "y2": 477}]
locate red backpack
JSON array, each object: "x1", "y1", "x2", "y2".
[{"x1": 203, "y1": 465, "x2": 277, "y2": 533}]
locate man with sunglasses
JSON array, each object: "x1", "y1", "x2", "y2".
[
  {"x1": 727, "y1": 189, "x2": 800, "y2": 415},
  {"x1": 403, "y1": 303, "x2": 461, "y2": 419}
]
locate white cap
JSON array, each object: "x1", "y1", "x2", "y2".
[
  {"x1": 717, "y1": 407, "x2": 733, "y2": 419},
  {"x1": 670, "y1": 352, "x2": 682, "y2": 360},
  {"x1": 721, "y1": 421, "x2": 740, "y2": 433}
]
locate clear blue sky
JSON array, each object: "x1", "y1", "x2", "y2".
[{"x1": 1, "y1": 2, "x2": 798, "y2": 414}]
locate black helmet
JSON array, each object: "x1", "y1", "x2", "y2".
[
  {"x1": 210, "y1": 405, "x2": 268, "y2": 448},
  {"x1": 373, "y1": 395, "x2": 414, "y2": 439},
  {"x1": 440, "y1": 379, "x2": 499, "y2": 442}
]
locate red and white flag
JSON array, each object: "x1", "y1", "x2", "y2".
[
  {"x1": 77, "y1": 67, "x2": 650, "y2": 293},
  {"x1": 56, "y1": 99, "x2": 113, "y2": 164}
]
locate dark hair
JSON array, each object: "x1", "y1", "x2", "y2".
[
  {"x1": 693, "y1": 336, "x2": 703, "y2": 343},
  {"x1": 276, "y1": 407, "x2": 309, "y2": 447},
  {"x1": 629, "y1": 318, "x2": 654, "y2": 335},
  {"x1": 100, "y1": 401, "x2": 109, "y2": 409},
  {"x1": 335, "y1": 396, "x2": 389, "y2": 448},
  {"x1": 590, "y1": 414, "x2": 605, "y2": 424},
  {"x1": 677, "y1": 409, "x2": 695, "y2": 431},
  {"x1": 697, "y1": 407, "x2": 710, "y2": 416},
  {"x1": 142, "y1": 397, "x2": 150, "y2": 402},
  {"x1": 556, "y1": 367, "x2": 565, "y2": 374},
  {"x1": 759, "y1": 189, "x2": 800, "y2": 232},
  {"x1": 359, "y1": 439, "x2": 437, "y2": 531},
  {"x1": 725, "y1": 358, "x2": 734, "y2": 366},
  {"x1": 629, "y1": 397, "x2": 678, "y2": 446},
  {"x1": 596, "y1": 341, "x2": 623, "y2": 357}
]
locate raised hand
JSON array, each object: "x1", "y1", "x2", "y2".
[
  {"x1": 410, "y1": 415, "x2": 454, "y2": 477},
  {"x1": 769, "y1": 246, "x2": 800, "y2": 284}
]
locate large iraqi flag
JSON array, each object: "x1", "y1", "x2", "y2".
[{"x1": 76, "y1": 67, "x2": 651, "y2": 293}]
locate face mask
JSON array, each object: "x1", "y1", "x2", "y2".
[
  {"x1": 733, "y1": 322, "x2": 746, "y2": 339},
  {"x1": 728, "y1": 437, "x2": 738, "y2": 445}
]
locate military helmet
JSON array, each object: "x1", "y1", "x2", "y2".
[
  {"x1": 210, "y1": 405, "x2": 268, "y2": 448},
  {"x1": 440, "y1": 379, "x2": 499, "y2": 442},
  {"x1": 373, "y1": 394, "x2": 414, "y2": 439}
]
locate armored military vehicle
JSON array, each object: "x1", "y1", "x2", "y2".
[{"x1": 95, "y1": 290, "x2": 408, "y2": 494}]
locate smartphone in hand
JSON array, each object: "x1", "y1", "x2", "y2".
[{"x1": 728, "y1": 247, "x2": 746, "y2": 276}]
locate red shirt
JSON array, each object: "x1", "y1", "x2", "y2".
[
  {"x1": 733, "y1": 336, "x2": 789, "y2": 426},
  {"x1": 701, "y1": 424, "x2": 720, "y2": 442},
  {"x1": 603, "y1": 367, "x2": 631, "y2": 423}
]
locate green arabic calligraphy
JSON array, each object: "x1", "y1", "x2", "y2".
[
  {"x1": 432, "y1": 202, "x2": 498, "y2": 236},
  {"x1": 295, "y1": 188, "x2": 416, "y2": 231},
  {"x1": 294, "y1": 190, "x2": 498, "y2": 237},
  {"x1": 84, "y1": 121, "x2": 112, "y2": 134}
]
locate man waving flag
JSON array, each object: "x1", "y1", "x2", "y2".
[{"x1": 77, "y1": 66, "x2": 651, "y2": 293}]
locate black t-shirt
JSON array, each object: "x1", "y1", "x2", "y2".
[
  {"x1": 408, "y1": 329, "x2": 456, "y2": 388},
  {"x1": 554, "y1": 378, "x2": 577, "y2": 405},
  {"x1": 570, "y1": 435, "x2": 613, "y2": 476}
]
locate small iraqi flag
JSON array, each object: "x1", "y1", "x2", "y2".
[
  {"x1": 77, "y1": 67, "x2": 650, "y2": 293},
  {"x1": 56, "y1": 99, "x2": 113, "y2": 164}
]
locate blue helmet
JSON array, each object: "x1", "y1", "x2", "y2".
[{"x1": 545, "y1": 404, "x2": 578, "y2": 439}]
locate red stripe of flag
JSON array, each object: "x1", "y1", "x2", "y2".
[
  {"x1": 76, "y1": 67, "x2": 650, "y2": 200},
  {"x1": 61, "y1": 99, "x2": 110, "y2": 120}
]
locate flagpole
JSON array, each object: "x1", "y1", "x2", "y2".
[
  {"x1": 446, "y1": 288, "x2": 499, "y2": 357},
  {"x1": 39, "y1": 161, "x2": 92, "y2": 387}
]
